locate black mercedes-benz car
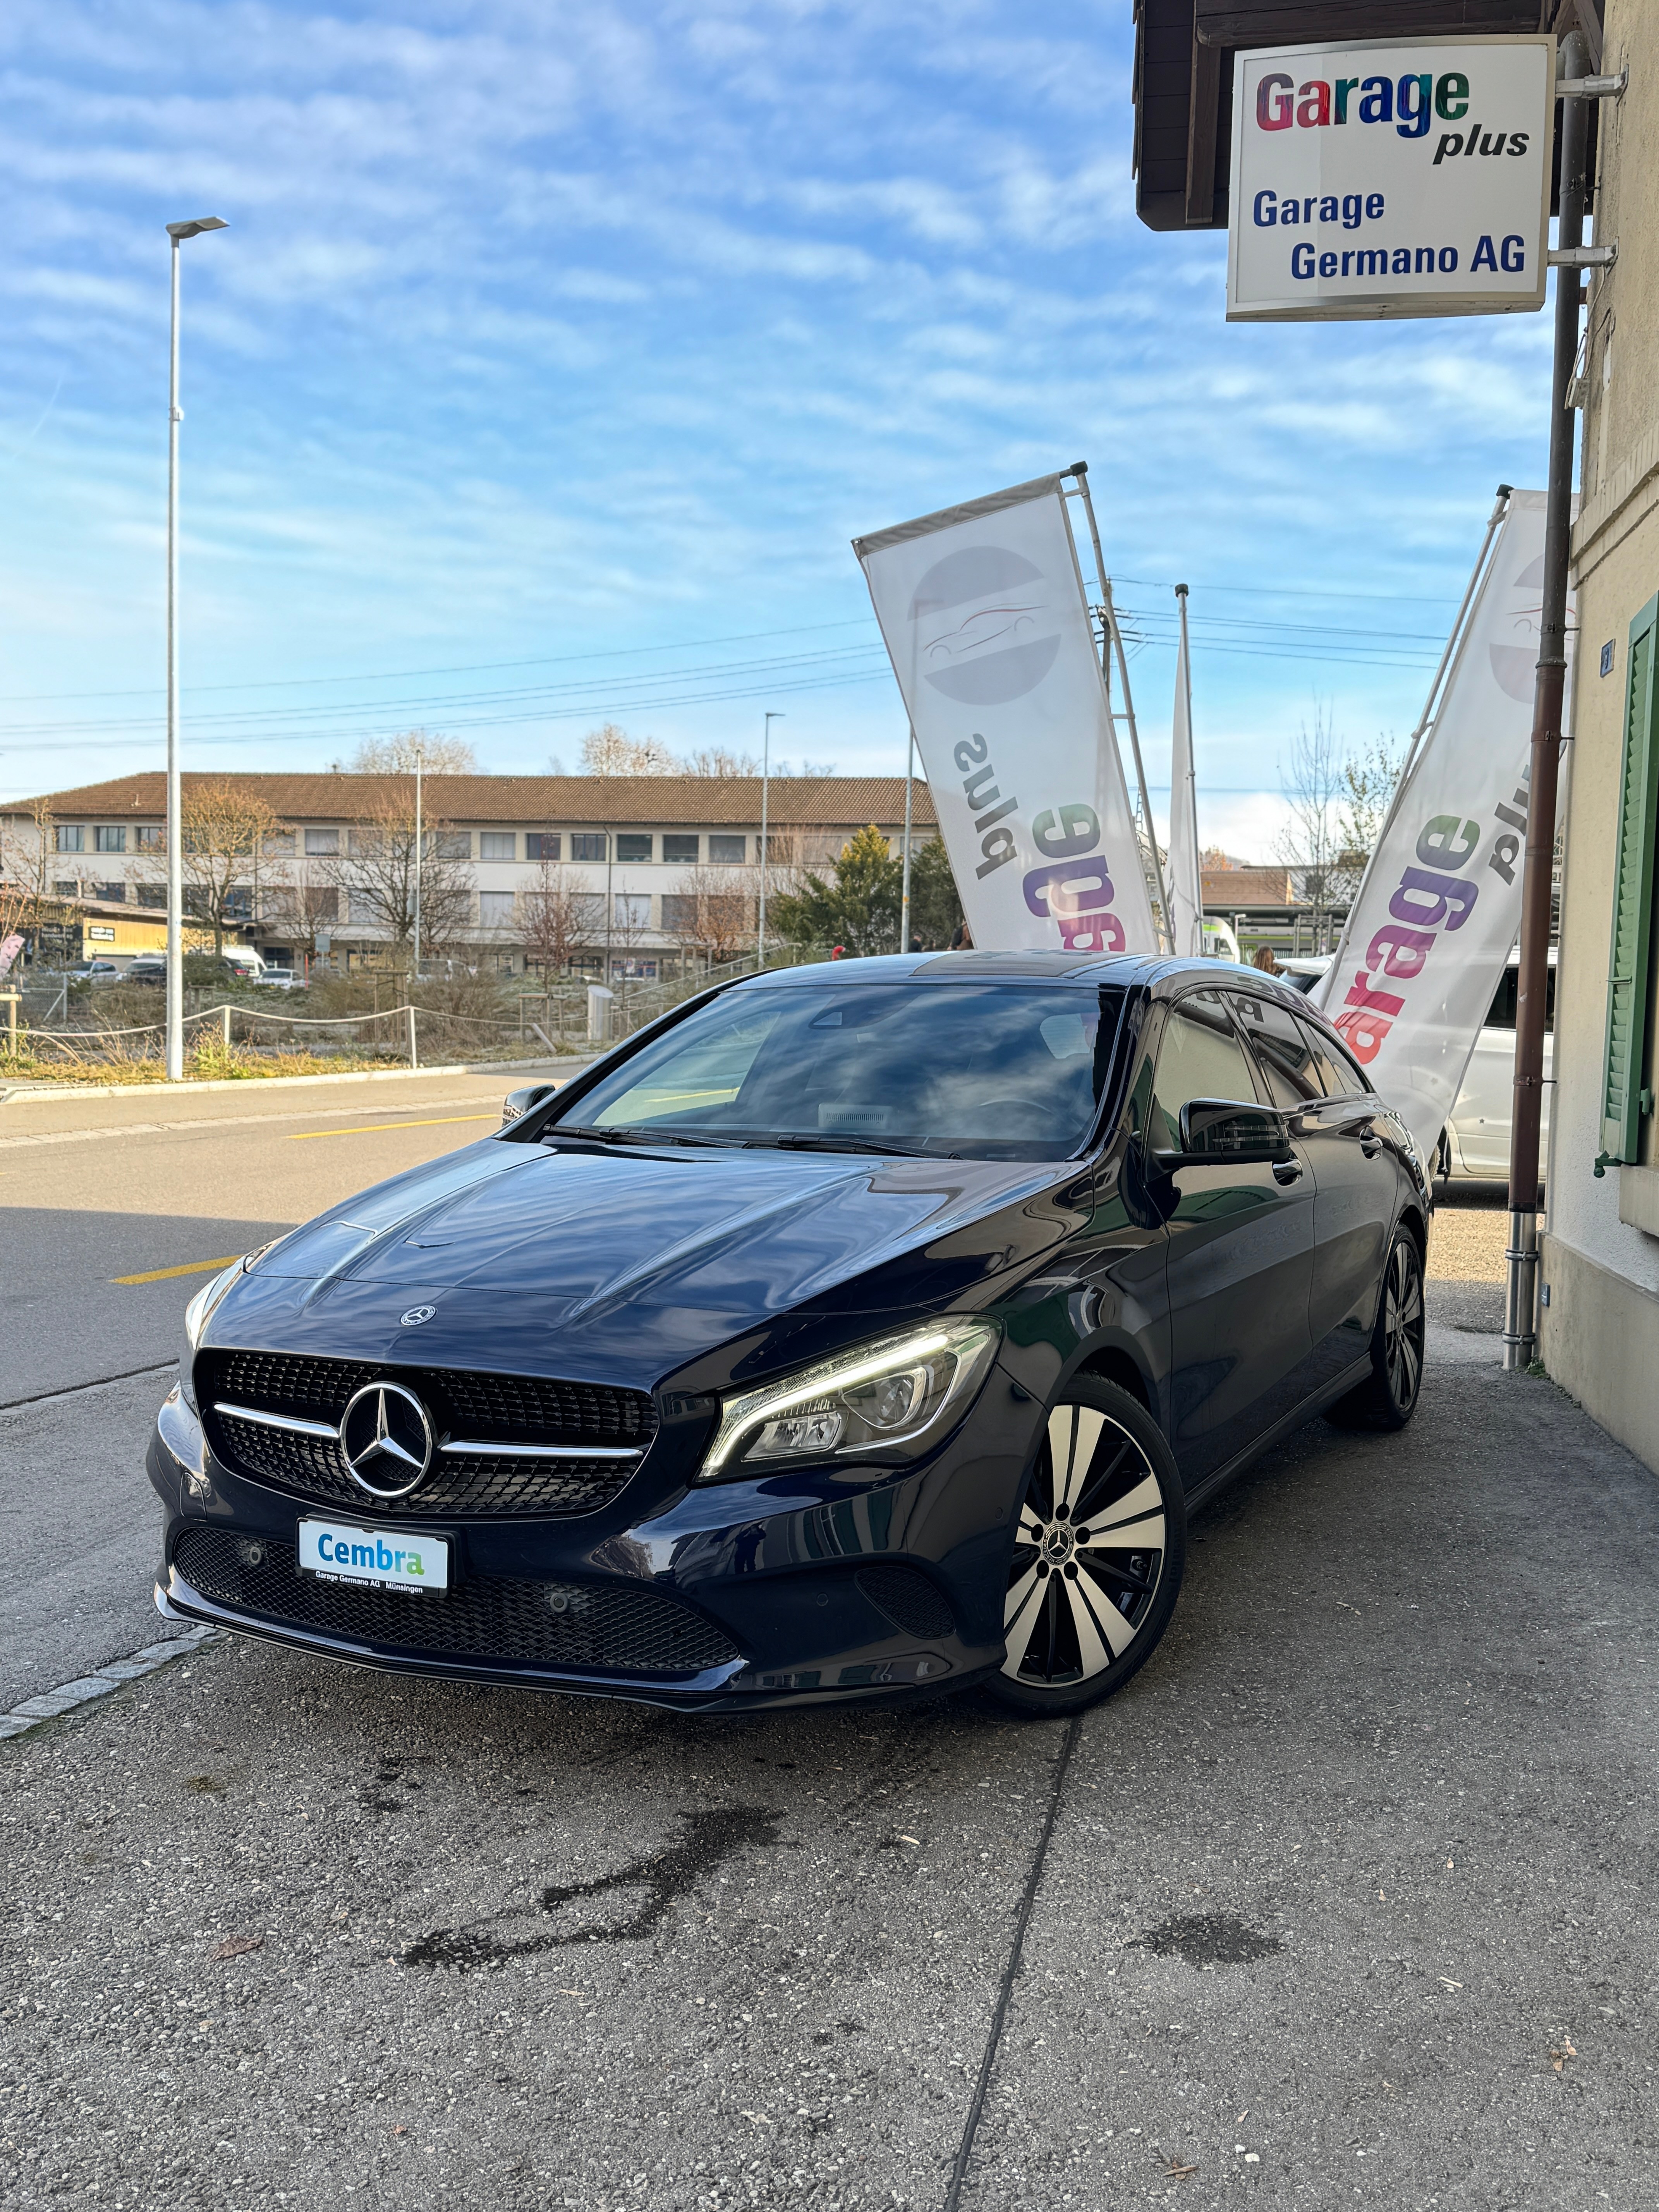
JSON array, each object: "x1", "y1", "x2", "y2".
[{"x1": 149, "y1": 951, "x2": 1430, "y2": 1716}]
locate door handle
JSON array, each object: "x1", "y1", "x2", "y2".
[{"x1": 1272, "y1": 1158, "x2": 1304, "y2": 1185}]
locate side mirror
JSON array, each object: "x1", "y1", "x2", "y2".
[
  {"x1": 501, "y1": 1082, "x2": 557, "y2": 1128},
  {"x1": 1174, "y1": 1097, "x2": 1291, "y2": 1164}
]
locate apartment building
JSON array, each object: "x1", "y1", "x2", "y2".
[{"x1": 1, "y1": 770, "x2": 937, "y2": 979}]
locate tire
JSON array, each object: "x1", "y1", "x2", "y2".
[
  {"x1": 981, "y1": 1377, "x2": 1186, "y2": 1718},
  {"x1": 1325, "y1": 1223, "x2": 1426, "y2": 1432}
]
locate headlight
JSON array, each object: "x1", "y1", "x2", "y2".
[{"x1": 698, "y1": 1317, "x2": 1001, "y2": 1482}]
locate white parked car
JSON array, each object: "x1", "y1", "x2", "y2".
[{"x1": 1273, "y1": 950, "x2": 1553, "y2": 1182}]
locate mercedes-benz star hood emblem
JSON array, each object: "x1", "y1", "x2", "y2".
[{"x1": 338, "y1": 1381, "x2": 434, "y2": 1499}]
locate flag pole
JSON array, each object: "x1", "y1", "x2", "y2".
[
  {"x1": 1173, "y1": 583, "x2": 1201, "y2": 956},
  {"x1": 1069, "y1": 463, "x2": 1172, "y2": 949}
]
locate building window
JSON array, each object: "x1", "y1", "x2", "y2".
[
  {"x1": 264, "y1": 828, "x2": 295, "y2": 854},
  {"x1": 709, "y1": 834, "x2": 745, "y2": 864},
  {"x1": 571, "y1": 833, "x2": 607, "y2": 862},
  {"x1": 55, "y1": 826, "x2": 85, "y2": 852},
  {"x1": 224, "y1": 886, "x2": 253, "y2": 922},
  {"x1": 305, "y1": 828, "x2": 340, "y2": 856},
  {"x1": 54, "y1": 880, "x2": 79, "y2": 896},
  {"x1": 526, "y1": 833, "x2": 560, "y2": 862},
  {"x1": 616, "y1": 832, "x2": 652, "y2": 862},
  {"x1": 137, "y1": 883, "x2": 167, "y2": 909},
  {"x1": 434, "y1": 831, "x2": 471, "y2": 859},
  {"x1": 1599, "y1": 589, "x2": 1659, "y2": 1167},
  {"x1": 663, "y1": 833, "x2": 699, "y2": 864},
  {"x1": 94, "y1": 826, "x2": 126, "y2": 854},
  {"x1": 480, "y1": 832, "x2": 516, "y2": 861},
  {"x1": 614, "y1": 893, "x2": 651, "y2": 929},
  {"x1": 307, "y1": 887, "x2": 340, "y2": 924},
  {"x1": 661, "y1": 895, "x2": 696, "y2": 935},
  {"x1": 480, "y1": 890, "x2": 517, "y2": 929},
  {"x1": 98, "y1": 882, "x2": 127, "y2": 904},
  {"x1": 136, "y1": 825, "x2": 164, "y2": 851}
]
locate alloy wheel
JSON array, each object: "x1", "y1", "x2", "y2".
[
  {"x1": 1383, "y1": 1234, "x2": 1425, "y2": 1413},
  {"x1": 1003, "y1": 1402, "x2": 1169, "y2": 1690}
]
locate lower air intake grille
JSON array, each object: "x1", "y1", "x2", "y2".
[
  {"x1": 173, "y1": 1528, "x2": 739, "y2": 1678},
  {"x1": 856, "y1": 1564, "x2": 955, "y2": 1640}
]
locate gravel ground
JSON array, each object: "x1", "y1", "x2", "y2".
[{"x1": 3, "y1": 1309, "x2": 1656, "y2": 2212}]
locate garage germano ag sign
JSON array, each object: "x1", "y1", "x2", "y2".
[{"x1": 1226, "y1": 36, "x2": 1554, "y2": 323}]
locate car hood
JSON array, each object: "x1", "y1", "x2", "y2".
[{"x1": 209, "y1": 1137, "x2": 1074, "y2": 1391}]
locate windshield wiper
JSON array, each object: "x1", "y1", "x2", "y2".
[
  {"x1": 756, "y1": 1132, "x2": 954, "y2": 1158},
  {"x1": 544, "y1": 1125, "x2": 740, "y2": 1150}
]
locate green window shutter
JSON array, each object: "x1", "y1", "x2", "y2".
[{"x1": 1600, "y1": 593, "x2": 1659, "y2": 1165}]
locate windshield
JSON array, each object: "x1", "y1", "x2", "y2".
[{"x1": 553, "y1": 983, "x2": 1123, "y2": 1160}]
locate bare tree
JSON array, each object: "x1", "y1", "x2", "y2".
[
  {"x1": 128, "y1": 779, "x2": 279, "y2": 952},
  {"x1": 666, "y1": 867, "x2": 754, "y2": 967},
  {"x1": 679, "y1": 746, "x2": 760, "y2": 777},
  {"x1": 259, "y1": 840, "x2": 342, "y2": 967},
  {"x1": 606, "y1": 881, "x2": 655, "y2": 980},
  {"x1": 579, "y1": 723, "x2": 680, "y2": 776},
  {"x1": 1334, "y1": 737, "x2": 1406, "y2": 903},
  {"x1": 1275, "y1": 708, "x2": 1350, "y2": 952},
  {"x1": 335, "y1": 796, "x2": 476, "y2": 967},
  {"x1": 351, "y1": 730, "x2": 478, "y2": 775},
  {"x1": 0, "y1": 797, "x2": 58, "y2": 965},
  {"x1": 519, "y1": 856, "x2": 602, "y2": 978}
]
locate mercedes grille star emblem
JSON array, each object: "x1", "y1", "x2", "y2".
[
  {"x1": 338, "y1": 1382, "x2": 435, "y2": 1499},
  {"x1": 400, "y1": 1305, "x2": 436, "y2": 1327}
]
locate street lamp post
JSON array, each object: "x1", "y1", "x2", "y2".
[
  {"x1": 757, "y1": 711, "x2": 783, "y2": 969},
  {"x1": 412, "y1": 741, "x2": 423, "y2": 982},
  {"x1": 899, "y1": 725, "x2": 915, "y2": 954},
  {"x1": 163, "y1": 216, "x2": 227, "y2": 1082}
]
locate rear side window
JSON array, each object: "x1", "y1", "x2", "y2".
[
  {"x1": 1294, "y1": 1013, "x2": 1370, "y2": 1098},
  {"x1": 1228, "y1": 991, "x2": 1324, "y2": 1110}
]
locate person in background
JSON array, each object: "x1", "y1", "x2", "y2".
[
  {"x1": 949, "y1": 922, "x2": 974, "y2": 951},
  {"x1": 1252, "y1": 945, "x2": 1279, "y2": 975}
]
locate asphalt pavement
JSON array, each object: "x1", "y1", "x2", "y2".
[{"x1": 3, "y1": 1090, "x2": 1655, "y2": 2210}]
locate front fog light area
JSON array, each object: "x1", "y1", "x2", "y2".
[{"x1": 700, "y1": 1318, "x2": 1000, "y2": 1480}]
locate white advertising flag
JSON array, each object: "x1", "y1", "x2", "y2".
[
  {"x1": 854, "y1": 476, "x2": 1157, "y2": 956},
  {"x1": 1168, "y1": 588, "x2": 1204, "y2": 958},
  {"x1": 1227, "y1": 36, "x2": 1554, "y2": 323},
  {"x1": 1311, "y1": 489, "x2": 1569, "y2": 1160}
]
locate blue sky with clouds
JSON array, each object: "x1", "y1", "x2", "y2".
[{"x1": 0, "y1": 1, "x2": 1556, "y2": 854}]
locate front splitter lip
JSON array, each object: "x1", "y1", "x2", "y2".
[{"x1": 154, "y1": 1571, "x2": 992, "y2": 1714}]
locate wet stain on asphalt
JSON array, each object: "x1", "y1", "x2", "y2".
[
  {"x1": 402, "y1": 1805, "x2": 781, "y2": 1970},
  {"x1": 1131, "y1": 1912, "x2": 1284, "y2": 1967}
]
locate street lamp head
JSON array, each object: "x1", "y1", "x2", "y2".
[{"x1": 166, "y1": 217, "x2": 228, "y2": 240}]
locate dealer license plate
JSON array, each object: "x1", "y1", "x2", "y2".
[{"x1": 297, "y1": 1517, "x2": 449, "y2": 1592}]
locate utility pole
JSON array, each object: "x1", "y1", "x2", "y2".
[
  {"x1": 163, "y1": 215, "x2": 227, "y2": 1080},
  {"x1": 757, "y1": 711, "x2": 783, "y2": 968},
  {"x1": 1504, "y1": 29, "x2": 1596, "y2": 1370}
]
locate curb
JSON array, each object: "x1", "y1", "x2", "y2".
[
  {"x1": 0, "y1": 1624, "x2": 216, "y2": 1740},
  {"x1": 0, "y1": 1056, "x2": 590, "y2": 1104}
]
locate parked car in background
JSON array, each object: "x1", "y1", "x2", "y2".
[
  {"x1": 66, "y1": 959, "x2": 122, "y2": 986},
  {"x1": 125, "y1": 957, "x2": 165, "y2": 987},
  {"x1": 151, "y1": 949, "x2": 1429, "y2": 1720},
  {"x1": 254, "y1": 965, "x2": 304, "y2": 991},
  {"x1": 1271, "y1": 950, "x2": 1552, "y2": 1182}
]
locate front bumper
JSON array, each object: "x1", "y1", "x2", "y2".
[{"x1": 147, "y1": 1382, "x2": 1029, "y2": 1712}]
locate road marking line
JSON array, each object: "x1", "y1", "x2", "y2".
[
  {"x1": 286, "y1": 1113, "x2": 497, "y2": 1141},
  {"x1": 112, "y1": 1255, "x2": 242, "y2": 1286}
]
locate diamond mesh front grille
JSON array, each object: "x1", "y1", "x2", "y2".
[
  {"x1": 173, "y1": 1528, "x2": 739, "y2": 1677},
  {"x1": 856, "y1": 1563, "x2": 956, "y2": 1640},
  {"x1": 196, "y1": 1350, "x2": 656, "y2": 1520}
]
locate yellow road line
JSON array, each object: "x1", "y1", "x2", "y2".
[
  {"x1": 286, "y1": 1113, "x2": 498, "y2": 1142},
  {"x1": 113, "y1": 1255, "x2": 242, "y2": 1285}
]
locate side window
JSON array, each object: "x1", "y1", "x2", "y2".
[
  {"x1": 1149, "y1": 990, "x2": 1259, "y2": 1151},
  {"x1": 1229, "y1": 991, "x2": 1323, "y2": 1109},
  {"x1": 1294, "y1": 1013, "x2": 1370, "y2": 1098}
]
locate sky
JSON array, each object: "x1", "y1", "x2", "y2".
[{"x1": 0, "y1": 0, "x2": 1558, "y2": 857}]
